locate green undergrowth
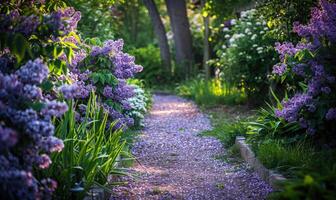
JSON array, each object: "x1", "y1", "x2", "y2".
[
  {"x1": 176, "y1": 78, "x2": 246, "y2": 107},
  {"x1": 201, "y1": 105, "x2": 254, "y2": 147}
]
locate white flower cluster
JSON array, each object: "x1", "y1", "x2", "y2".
[
  {"x1": 220, "y1": 8, "x2": 270, "y2": 57},
  {"x1": 127, "y1": 85, "x2": 148, "y2": 127}
]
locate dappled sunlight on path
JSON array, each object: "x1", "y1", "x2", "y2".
[{"x1": 110, "y1": 94, "x2": 272, "y2": 200}]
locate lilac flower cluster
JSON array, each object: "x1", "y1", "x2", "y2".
[
  {"x1": 273, "y1": 0, "x2": 336, "y2": 135},
  {"x1": 275, "y1": 94, "x2": 313, "y2": 122},
  {"x1": 293, "y1": 0, "x2": 336, "y2": 44},
  {"x1": 47, "y1": 7, "x2": 81, "y2": 35},
  {"x1": 62, "y1": 37, "x2": 143, "y2": 130},
  {"x1": 0, "y1": 59, "x2": 67, "y2": 199},
  {"x1": 272, "y1": 63, "x2": 287, "y2": 75}
]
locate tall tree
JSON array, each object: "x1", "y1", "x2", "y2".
[
  {"x1": 165, "y1": 0, "x2": 194, "y2": 78},
  {"x1": 201, "y1": 0, "x2": 210, "y2": 80},
  {"x1": 143, "y1": 0, "x2": 172, "y2": 72}
]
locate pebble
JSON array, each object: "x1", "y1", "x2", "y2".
[{"x1": 110, "y1": 94, "x2": 272, "y2": 200}]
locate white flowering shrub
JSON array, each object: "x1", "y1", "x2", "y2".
[
  {"x1": 126, "y1": 85, "x2": 149, "y2": 128},
  {"x1": 215, "y1": 9, "x2": 278, "y2": 103}
]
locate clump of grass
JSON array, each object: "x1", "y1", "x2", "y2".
[
  {"x1": 256, "y1": 140, "x2": 315, "y2": 177},
  {"x1": 176, "y1": 78, "x2": 246, "y2": 107},
  {"x1": 201, "y1": 120, "x2": 247, "y2": 147}
]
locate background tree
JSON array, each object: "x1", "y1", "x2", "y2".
[
  {"x1": 143, "y1": 0, "x2": 172, "y2": 73},
  {"x1": 165, "y1": 0, "x2": 194, "y2": 78}
]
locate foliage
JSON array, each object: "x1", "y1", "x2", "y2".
[
  {"x1": 272, "y1": 0, "x2": 336, "y2": 139},
  {"x1": 202, "y1": 120, "x2": 247, "y2": 147},
  {"x1": 129, "y1": 45, "x2": 164, "y2": 85},
  {"x1": 45, "y1": 93, "x2": 125, "y2": 199},
  {"x1": 269, "y1": 169, "x2": 336, "y2": 200},
  {"x1": 67, "y1": 0, "x2": 122, "y2": 41},
  {"x1": 176, "y1": 78, "x2": 246, "y2": 107},
  {"x1": 256, "y1": 140, "x2": 315, "y2": 177},
  {"x1": 246, "y1": 103, "x2": 303, "y2": 145},
  {"x1": 256, "y1": 0, "x2": 317, "y2": 41},
  {"x1": 214, "y1": 9, "x2": 278, "y2": 104},
  {"x1": 69, "y1": 0, "x2": 154, "y2": 48}
]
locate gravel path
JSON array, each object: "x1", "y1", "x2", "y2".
[{"x1": 111, "y1": 94, "x2": 272, "y2": 200}]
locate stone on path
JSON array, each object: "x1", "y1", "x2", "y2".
[{"x1": 110, "y1": 94, "x2": 272, "y2": 200}]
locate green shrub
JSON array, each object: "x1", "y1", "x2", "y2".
[
  {"x1": 129, "y1": 45, "x2": 166, "y2": 85},
  {"x1": 176, "y1": 78, "x2": 246, "y2": 107},
  {"x1": 45, "y1": 93, "x2": 126, "y2": 199},
  {"x1": 269, "y1": 169, "x2": 336, "y2": 200},
  {"x1": 214, "y1": 9, "x2": 278, "y2": 104}
]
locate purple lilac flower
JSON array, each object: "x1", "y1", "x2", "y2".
[
  {"x1": 59, "y1": 82, "x2": 94, "y2": 99},
  {"x1": 14, "y1": 15, "x2": 40, "y2": 36},
  {"x1": 276, "y1": 93, "x2": 313, "y2": 122},
  {"x1": 39, "y1": 136, "x2": 64, "y2": 153},
  {"x1": 293, "y1": 0, "x2": 336, "y2": 43},
  {"x1": 113, "y1": 52, "x2": 143, "y2": 79},
  {"x1": 292, "y1": 63, "x2": 306, "y2": 76},
  {"x1": 0, "y1": 126, "x2": 18, "y2": 149},
  {"x1": 35, "y1": 154, "x2": 52, "y2": 169},
  {"x1": 103, "y1": 86, "x2": 113, "y2": 98},
  {"x1": 41, "y1": 100, "x2": 68, "y2": 117},
  {"x1": 321, "y1": 86, "x2": 331, "y2": 94},
  {"x1": 272, "y1": 63, "x2": 287, "y2": 75},
  {"x1": 326, "y1": 108, "x2": 336, "y2": 120},
  {"x1": 16, "y1": 59, "x2": 49, "y2": 84},
  {"x1": 26, "y1": 120, "x2": 55, "y2": 137},
  {"x1": 23, "y1": 85, "x2": 43, "y2": 100}
]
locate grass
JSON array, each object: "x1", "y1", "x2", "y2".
[
  {"x1": 176, "y1": 78, "x2": 246, "y2": 107},
  {"x1": 201, "y1": 105, "x2": 254, "y2": 147},
  {"x1": 255, "y1": 140, "x2": 315, "y2": 177}
]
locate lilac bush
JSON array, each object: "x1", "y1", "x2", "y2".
[
  {"x1": 273, "y1": 0, "x2": 336, "y2": 136},
  {"x1": 0, "y1": 59, "x2": 67, "y2": 199},
  {"x1": 60, "y1": 38, "x2": 143, "y2": 130}
]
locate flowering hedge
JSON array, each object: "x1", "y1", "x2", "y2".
[
  {"x1": 0, "y1": 1, "x2": 143, "y2": 199},
  {"x1": 273, "y1": 0, "x2": 336, "y2": 137},
  {"x1": 0, "y1": 1, "x2": 71, "y2": 198},
  {"x1": 215, "y1": 9, "x2": 277, "y2": 103}
]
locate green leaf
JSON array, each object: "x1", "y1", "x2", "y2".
[
  {"x1": 40, "y1": 80, "x2": 54, "y2": 92},
  {"x1": 11, "y1": 34, "x2": 29, "y2": 63}
]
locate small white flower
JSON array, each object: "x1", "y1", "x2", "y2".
[
  {"x1": 256, "y1": 22, "x2": 261, "y2": 26},
  {"x1": 247, "y1": 22, "x2": 252, "y2": 26},
  {"x1": 239, "y1": 52, "x2": 244, "y2": 56},
  {"x1": 253, "y1": 44, "x2": 258, "y2": 48},
  {"x1": 231, "y1": 19, "x2": 237, "y2": 25},
  {"x1": 260, "y1": 31, "x2": 265, "y2": 34},
  {"x1": 232, "y1": 44, "x2": 238, "y2": 47},
  {"x1": 262, "y1": 21, "x2": 267, "y2": 25},
  {"x1": 256, "y1": 47, "x2": 263, "y2": 51},
  {"x1": 264, "y1": 27, "x2": 268, "y2": 31},
  {"x1": 251, "y1": 34, "x2": 257, "y2": 40},
  {"x1": 222, "y1": 44, "x2": 227, "y2": 49},
  {"x1": 223, "y1": 27, "x2": 229, "y2": 32},
  {"x1": 229, "y1": 38, "x2": 235, "y2": 44},
  {"x1": 245, "y1": 28, "x2": 250, "y2": 34},
  {"x1": 225, "y1": 34, "x2": 230, "y2": 39}
]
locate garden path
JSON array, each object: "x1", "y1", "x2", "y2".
[{"x1": 111, "y1": 94, "x2": 272, "y2": 200}]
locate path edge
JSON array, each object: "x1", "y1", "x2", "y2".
[{"x1": 235, "y1": 136, "x2": 286, "y2": 190}]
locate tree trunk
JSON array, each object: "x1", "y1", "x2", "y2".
[
  {"x1": 143, "y1": 0, "x2": 172, "y2": 73},
  {"x1": 201, "y1": 0, "x2": 210, "y2": 80},
  {"x1": 165, "y1": 0, "x2": 193, "y2": 78}
]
